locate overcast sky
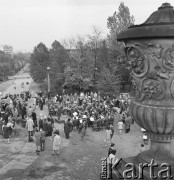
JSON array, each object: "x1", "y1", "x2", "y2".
[{"x1": 0, "y1": 0, "x2": 173, "y2": 52}]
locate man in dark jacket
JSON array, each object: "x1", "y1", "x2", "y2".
[
  {"x1": 21, "y1": 105, "x2": 27, "y2": 120},
  {"x1": 64, "y1": 118, "x2": 72, "y2": 139},
  {"x1": 31, "y1": 110, "x2": 37, "y2": 127}
]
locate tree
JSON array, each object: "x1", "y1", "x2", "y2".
[
  {"x1": 87, "y1": 26, "x2": 103, "y2": 84},
  {"x1": 107, "y1": 2, "x2": 134, "y2": 47},
  {"x1": 96, "y1": 67, "x2": 121, "y2": 96},
  {"x1": 49, "y1": 40, "x2": 69, "y2": 93},
  {"x1": 107, "y1": 2, "x2": 135, "y2": 92},
  {"x1": 30, "y1": 42, "x2": 50, "y2": 83}
]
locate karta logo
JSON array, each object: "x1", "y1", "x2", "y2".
[
  {"x1": 101, "y1": 158, "x2": 174, "y2": 179},
  {"x1": 113, "y1": 158, "x2": 173, "y2": 179}
]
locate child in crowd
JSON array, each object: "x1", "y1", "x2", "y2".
[
  {"x1": 35, "y1": 128, "x2": 41, "y2": 155},
  {"x1": 52, "y1": 130, "x2": 61, "y2": 155}
]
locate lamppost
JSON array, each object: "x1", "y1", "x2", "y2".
[
  {"x1": 47, "y1": 66, "x2": 50, "y2": 111},
  {"x1": 93, "y1": 67, "x2": 97, "y2": 90}
]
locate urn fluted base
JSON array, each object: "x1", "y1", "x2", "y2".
[{"x1": 137, "y1": 140, "x2": 174, "y2": 165}]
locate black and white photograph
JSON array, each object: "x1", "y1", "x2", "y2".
[{"x1": 0, "y1": 0, "x2": 174, "y2": 179}]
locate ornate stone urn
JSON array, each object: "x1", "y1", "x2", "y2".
[{"x1": 117, "y1": 3, "x2": 174, "y2": 179}]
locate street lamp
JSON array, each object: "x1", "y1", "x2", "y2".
[
  {"x1": 93, "y1": 67, "x2": 97, "y2": 89},
  {"x1": 47, "y1": 67, "x2": 50, "y2": 111}
]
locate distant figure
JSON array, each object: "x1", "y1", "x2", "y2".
[
  {"x1": 118, "y1": 120, "x2": 123, "y2": 135},
  {"x1": 105, "y1": 127, "x2": 112, "y2": 147},
  {"x1": 25, "y1": 116, "x2": 34, "y2": 142},
  {"x1": 107, "y1": 143, "x2": 117, "y2": 169},
  {"x1": 47, "y1": 122, "x2": 53, "y2": 140},
  {"x1": 35, "y1": 128, "x2": 41, "y2": 155},
  {"x1": 79, "y1": 120, "x2": 86, "y2": 140},
  {"x1": 21, "y1": 82, "x2": 24, "y2": 88},
  {"x1": 110, "y1": 124, "x2": 114, "y2": 142},
  {"x1": 64, "y1": 118, "x2": 73, "y2": 139},
  {"x1": 2, "y1": 122, "x2": 10, "y2": 143},
  {"x1": 40, "y1": 128, "x2": 46, "y2": 151}
]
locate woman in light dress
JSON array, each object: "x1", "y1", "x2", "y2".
[
  {"x1": 105, "y1": 127, "x2": 112, "y2": 147},
  {"x1": 52, "y1": 130, "x2": 61, "y2": 155}
]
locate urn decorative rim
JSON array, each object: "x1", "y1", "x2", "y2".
[{"x1": 117, "y1": 3, "x2": 174, "y2": 40}]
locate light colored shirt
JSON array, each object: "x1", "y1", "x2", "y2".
[
  {"x1": 90, "y1": 117, "x2": 94, "y2": 122},
  {"x1": 118, "y1": 121, "x2": 123, "y2": 129},
  {"x1": 7, "y1": 122, "x2": 14, "y2": 128}
]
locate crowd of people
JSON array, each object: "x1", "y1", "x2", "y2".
[
  {"x1": 49, "y1": 92, "x2": 149, "y2": 151},
  {"x1": 0, "y1": 87, "x2": 148, "y2": 156}
]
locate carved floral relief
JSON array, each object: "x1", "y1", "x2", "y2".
[
  {"x1": 162, "y1": 44, "x2": 174, "y2": 70},
  {"x1": 127, "y1": 47, "x2": 148, "y2": 77},
  {"x1": 148, "y1": 44, "x2": 163, "y2": 58},
  {"x1": 140, "y1": 79, "x2": 165, "y2": 100}
]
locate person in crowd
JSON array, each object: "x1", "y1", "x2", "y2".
[
  {"x1": 21, "y1": 104, "x2": 27, "y2": 120},
  {"x1": 52, "y1": 129, "x2": 61, "y2": 155},
  {"x1": 118, "y1": 120, "x2": 124, "y2": 135},
  {"x1": 2, "y1": 121, "x2": 10, "y2": 143},
  {"x1": 25, "y1": 115, "x2": 34, "y2": 142},
  {"x1": 40, "y1": 128, "x2": 46, "y2": 151},
  {"x1": 7, "y1": 120, "x2": 14, "y2": 137},
  {"x1": 110, "y1": 124, "x2": 114, "y2": 142},
  {"x1": 47, "y1": 121, "x2": 53, "y2": 140},
  {"x1": 105, "y1": 127, "x2": 112, "y2": 147},
  {"x1": 27, "y1": 106, "x2": 33, "y2": 117},
  {"x1": 0, "y1": 118, "x2": 3, "y2": 135},
  {"x1": 48, "y1": 114, "x2": 54, "y2": 129},
  {"x1": 8, "y1": 114, "x2": 13, "y2": 123},
  {"x1": 57, "y1": 106, "x2": 62, "y2": 121},
  {"x1": 125, "y1": 114, "x2": 131, "y2": 133},
  {"x1": 73, "y1": 116, "x2": 78, "y2": 131},
  {"x1": 64, "y1": 118, "x2": 73, "y2": 139},
  {"x1": 12, "y1": 107, "x2": 18, "y2": 122},
  {"x1": 35, "y1": 128, "x2": 41, "y2": 155},
  {"x1": 33, "y1": 97, "x2": 37, "y2": 109},
  {"x1": 39, "y1": 116, "x2": 44, "y2": 130},
  {"x1": 108, "y1": 143, "x2": 117, "y2": 164},
  {"x1": 31, "y1": 110, "x2": 37, "y2": 127},
  {"x1": 39, "y1": 97, "x2": 44, "y2": 111},
  {"x1": 4, "y1": 111, "x2": 9, "y2": 123},
  {"x1": 43, "y1": 116, "x2": 48, "y2": 133},
  {"x1": 79, "y1": 120, "x2": 86, "y2": 140}
]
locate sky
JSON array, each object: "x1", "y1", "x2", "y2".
[{"x1": 0, "y1": 0, "x2": 174, "y2": 52}]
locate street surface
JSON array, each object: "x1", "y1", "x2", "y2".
[{"x1": 0, "y1": 68, "x2": 149, "y2": 180}]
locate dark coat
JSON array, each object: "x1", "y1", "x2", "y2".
[{"x1": 64, "y1": 121, "x2": 72, "y2": 133}]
